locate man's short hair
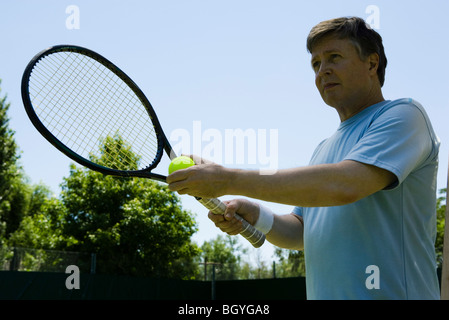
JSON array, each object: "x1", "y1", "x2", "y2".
[{"x1": 307, "y1": 17, "x2": 387, "y2": 87}]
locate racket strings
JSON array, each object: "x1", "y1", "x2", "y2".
[
  {"x1": 28, "y1": 51, "x2": 160, "y2": 171},
  {"x1": 32, "y1": 54, "x2": 105, "y2": 146}
]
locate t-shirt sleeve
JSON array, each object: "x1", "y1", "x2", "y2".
[
  {"x1": 343, "y1": 101, "x2": 437, "y2": 188},
  {"x1": 292, "y1": 206, "x2": 303, "y2": 217}
]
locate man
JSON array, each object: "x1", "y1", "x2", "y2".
[{"x1": 167, "y1": 17, "x2": 440, "y2": 299}]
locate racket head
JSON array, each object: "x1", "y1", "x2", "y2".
[{"x1": 21, "y1": 45, "x2": 172, "y2": 182}]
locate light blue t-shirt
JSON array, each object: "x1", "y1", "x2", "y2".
[{"x1": 293, "y1": 98, "x2": 440, "y2": 300}]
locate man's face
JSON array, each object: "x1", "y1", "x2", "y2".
[{"x1": 311, "y1": 36, "x2": 378, "y2": 111}]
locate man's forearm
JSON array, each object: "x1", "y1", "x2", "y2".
[
  {"x1": 167, "y1": 159, "x2": 395, "y2": 207},
  {"x1": 228, "y1": 163, "x2": 354, "y2": 207},
  {"x1": 227, "y1": 160, "x2": 396, "y2": 207},
  {"x1": 266, "y1": 213, "x2": 304, "y2": 250}
]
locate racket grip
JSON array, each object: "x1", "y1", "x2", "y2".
[{"x1": 196, "y1": 197, "x2": 266, "y2": 248}]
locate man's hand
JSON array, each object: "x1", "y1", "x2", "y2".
[
  {"x1": 210, "y1": 198, "x2": 305, "y2": 250},
  {"x1": 167, "y1": 155, "x2": 232, "y2": 199},
  {"x1": 208, "y1": 198, "x2": 260, "y2": 235}
]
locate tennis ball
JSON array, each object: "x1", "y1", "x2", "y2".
[{"x1": 168, "y1": 156, "x2": 195, "y2": 175}]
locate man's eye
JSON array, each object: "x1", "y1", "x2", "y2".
[
  {"x1": 312, "y1": 61, "x2": 320, "y2": 71},
  {"x1": 330, "y1": 54, "x2": 340, "y2": 61}
]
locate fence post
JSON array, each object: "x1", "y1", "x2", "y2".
[
  {"x1": 9, "y1": 248, "x2": 18, "y2": 271},
  {"x1": 211, "y1": 264, "x2": 216, "y2": 300},
  {"x1": 90, "y1": 253, "x2": 96, "y2": 274}
]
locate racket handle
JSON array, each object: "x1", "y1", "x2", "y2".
[{"x1": 196, "y1": 197, "x2": 266, "y2": 248}]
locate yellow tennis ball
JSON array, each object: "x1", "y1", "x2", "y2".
[{"x1": 168, "y1": 156, "x2": 195, "y2": 174}]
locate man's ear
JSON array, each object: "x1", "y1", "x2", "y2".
[{"x1": 368, "y1": 53, "x2": 380, "y2": 73}]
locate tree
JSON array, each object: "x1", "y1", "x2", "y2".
[
  {"x1": 245, "y1": 248, "x2": 273, "y2": 279},
  {"x1": 60, "y1": 134, "x2": 200, "y2": 278},
  {"x1": 8, "y1": 184, "x2": 75, "y2": 250},
  {"x1": 6, "y1": 184, "x2": 80, "y2": 272},
  {"x1": 436, "y1": 188, "x2": 447, "y2": 268},
  {"x1": 200, "y1": 235, "x2": 246, "y2": 280},
  {"x1": 0, "y1": 81, "x2": 29, "y2": 243},
  {"x1": 274, "y1": 248, "x2": 306, "y2": 278}
]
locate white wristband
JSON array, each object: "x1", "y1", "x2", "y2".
[{"x1": 254, "y1": 205, "x2": 274, "y2": 234}]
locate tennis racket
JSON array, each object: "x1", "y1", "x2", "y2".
[{"x1": 21, "y1": 45, "x2": 265, "y2": 248}]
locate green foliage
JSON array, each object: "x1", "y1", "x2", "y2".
[
  {"x1": 200, "y1": 235, "x2": 245, "y2": 280},
  {"x1": 90, "y1": 133, "x2": 141, "y2": 170},
  {"x1": 0, "y1": 82, "x2": 17, "y2": 192},
  {"x1": 274, "y1": 248, "x2": 306, "y2": 277},
  {"x1": 0, "y1": 81, "x2": 29, "y2": 242},
  {"x1": 436, "y1": 188, "x2": 447, "y2": 267},
  {"x1": 199, "y1": 235, "x2": 303, "y2": 280},
  {"x1": 8, "y1": 184, "x2": 76, "y2": 250},
  {"x1": 60, "y1": 134, "x2": 200, "y2": 278},
  {"x1": 238, "y1": 253, "x2": 272, "y2": 279}
]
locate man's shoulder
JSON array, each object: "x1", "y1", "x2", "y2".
[
  {"x1": 375, "y1": 98, "x2": 425, "y2": 115},
  {"x1": 368, "y1": 98, "x2": 434, "y2": 130}
]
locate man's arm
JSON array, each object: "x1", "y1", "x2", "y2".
[
  {"x1": 168, "y1": 159, "x2": 396, "y2": 208},
  {"x1": 267, "y1": 213, "x2": 304, "y2": 250}
]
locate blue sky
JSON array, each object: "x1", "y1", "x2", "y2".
[{"x1": 1, "y1": 0, "x2": 448, "y2": 263}]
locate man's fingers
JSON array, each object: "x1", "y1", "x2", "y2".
[
  {"x1": 207, "y1": 198, "x2": 259, "y2": 236},
  {"x1": 207, "y1": 211, "x2": 242, "y2": 235},
  {"x1": 183, "y1": 154, "x2": 214, "y2": 165}
]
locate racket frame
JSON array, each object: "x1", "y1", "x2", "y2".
[
  {"x1": 21, "y1": 45, "x2": 266, "y2": 248},
  {"x1": 21, "y1": 45, "x2": 170, "y2": 182}
]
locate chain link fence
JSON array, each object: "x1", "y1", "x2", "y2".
[{"x1": 0, "y1": 247, "x2": 95, "y2": 273}]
